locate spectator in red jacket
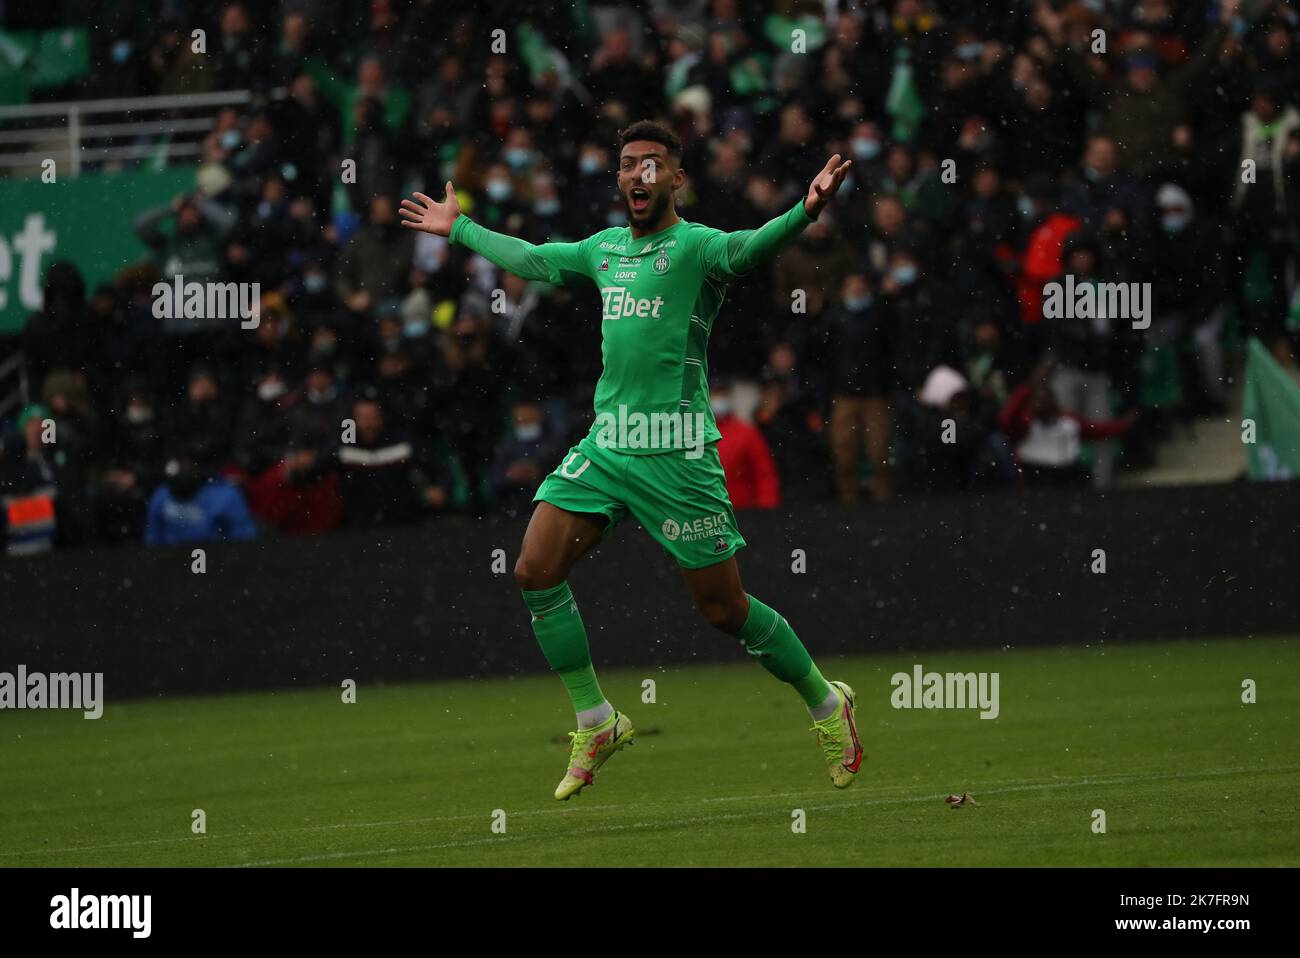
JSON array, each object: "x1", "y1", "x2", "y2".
[
  {"x1": 712, "y1": 380, "x2": 781, "y2": 510},
  {"x1": 999, "y1": 360, "x2": 1135, "y2": 486},
  {"x1": 244, "y1": 439, "x2": 344, "y2": 535},
  {"x1": 1015, "y1": 173, "x2": 1083, "y2": 351}
]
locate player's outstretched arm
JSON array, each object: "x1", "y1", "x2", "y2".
[
  {"x1": 707, "y1": 154, "x2": 852, "y2": 279},
  {"x1": 401, "y1": 182, "x2": 590, "y2": 286},
  {"x1": 802, "y1": 153, "x2": 852, "y2": 221},
  {"x1": 399, "y1": 182, "x2": 461, "y2": 236}
]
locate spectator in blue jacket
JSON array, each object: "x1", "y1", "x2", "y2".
[{"x1": 144, "y1": 456, "x2": 258, "y2": 546}]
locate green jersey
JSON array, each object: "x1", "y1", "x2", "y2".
[{"x1": 449, "y1": 200, "x2": 814, "y2": 456}]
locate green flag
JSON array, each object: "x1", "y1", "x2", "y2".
[
  {"x1": 886, "y1": 48, "x2": 925, "y2": 143},
  {"x1": 32, "y1": 28, "x2": 89, "y2": 89},
  {"x1": 1243, "y1": 337, "x2": 1300, "y2": 480}
]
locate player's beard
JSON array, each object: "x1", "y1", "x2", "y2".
[{"x1": 625, "y1": 188, "x2": 671, "y2": 230}]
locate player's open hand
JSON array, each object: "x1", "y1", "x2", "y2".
[
  {"x1": 400, "y1": 182, "x2": 461, "y2": 236},
  {"x1": 804, "y1": 154, "x2": 852, "y2": 220}
]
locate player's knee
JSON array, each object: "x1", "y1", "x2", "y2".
[
  {"x1": 696, "y1": 593, "x2": 747, "y2": 634},
  {"x1": 514, "y1": 554, "x2": 561, "y2": 592}
]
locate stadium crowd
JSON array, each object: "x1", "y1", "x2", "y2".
[{"x1": 2, "y1": 0, "x2": 1299, "y2": 554}]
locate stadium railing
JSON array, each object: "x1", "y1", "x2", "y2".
[
  {"x1": 0, "y1": 90, "x2": 266, "y2": 178},
  {"x1": 0, "y1": 350, "x2": 27, "y2": 420}
]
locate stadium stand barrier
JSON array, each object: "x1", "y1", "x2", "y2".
[{"x1": 3, "y1": 481, "x2": 1296, "y2": 698}]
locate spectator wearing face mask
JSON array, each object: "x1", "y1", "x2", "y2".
[
  {"x1": 846, "y1": 119, "x2": 886, "y2": 190},
  {"x1": 883, "y1": 242, "x2": 960, "y2": 478},
  {"x1": 144, "y1": 455, "x2": 258, "y2": 546},
  {"x1": 93, "y1": 381, "x2": 163, "y2": 542},
  {"x1": 489, "y1": 399, "x2": 561, "y2": 518},
  {"x1": 479, "y1": 162, "x2": 524, "y2": 231},
  {"x1": 811, "y1": 272, "x2": 895, "y2": 503},
  {"x1": 711, "y1": 379, "x2": 781, "y2": 510},
  {"x1": 297, "y1": 254, "x2": 343, "y2": 326},
  {"x1": 1149, "y1": 183, "x2": 1226, "y2": 417},
  {"x1": 571, "y1": 142, "x2": 615, "y2": 235},
  {"x1": 236, "y1": 293, "x2": 302, "y2": 389},
  {"x1": 1223, "y1": 81, "x2": 1300, "y2": 364},
  {"x1": 286, "y1": 364, "x2": 349, "y2": 452},
  {"x1": 522, "y1": 170, "x2": 569, "y2": 245},
  {"x1": 234, "y1": 365, "x2": 294, "y2": 476}
]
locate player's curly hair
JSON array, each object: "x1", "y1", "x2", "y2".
[{"x1": 617, "y1": 121, "x2": 682, "y2": 161}]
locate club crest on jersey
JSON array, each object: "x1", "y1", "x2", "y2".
[{"x1": 653, "y1": 251, "x2": 671, "y2": 274}]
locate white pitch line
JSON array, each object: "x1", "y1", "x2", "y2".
[
  {"x1": 7, "y1": 763, "x2": 1297, "y2": 863},
  {"x1": 0, "y1": 777, "x2": 957, "y2": 858},
  {"x1": 236, "y1": 763, "x2": 1300, "y2": 867}
]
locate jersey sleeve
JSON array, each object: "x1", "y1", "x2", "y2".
[
  {"x1": 449, "y1": 216, "x2": 594, "y2": 286},
  {"x1": 696, "y1": 200, "x2": 814, "y2": 281}
]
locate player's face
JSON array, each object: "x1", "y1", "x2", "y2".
[{"x1": 617, "y1": 141, "x2": 682, "y2": 229}]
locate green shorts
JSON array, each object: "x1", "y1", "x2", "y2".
[{"x1": 533, "y1": 432, "x2": 746, "y2": 569}]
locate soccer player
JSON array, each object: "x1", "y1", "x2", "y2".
[{"x1": 400, "y1": 121, "x2": 862, "y2": 799}]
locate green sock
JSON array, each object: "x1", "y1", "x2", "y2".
[
  {"x1": 736, "y1": 593, "x2": 832, "y2": 708},
  {"x1": 522, "y1": 582, "x2": 607, "y2": 713}
]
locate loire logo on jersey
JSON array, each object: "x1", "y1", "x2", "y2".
[
  {"x1": 661, "y1": 513, "x2": 730, "y2": 543},
  {"x1": 600, "y1": 286, "x2": 665, "y2": 321}
]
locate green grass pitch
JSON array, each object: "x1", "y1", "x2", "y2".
[{"x1": 1, "y1": 636, "x2": 1297, "y2": 867}]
